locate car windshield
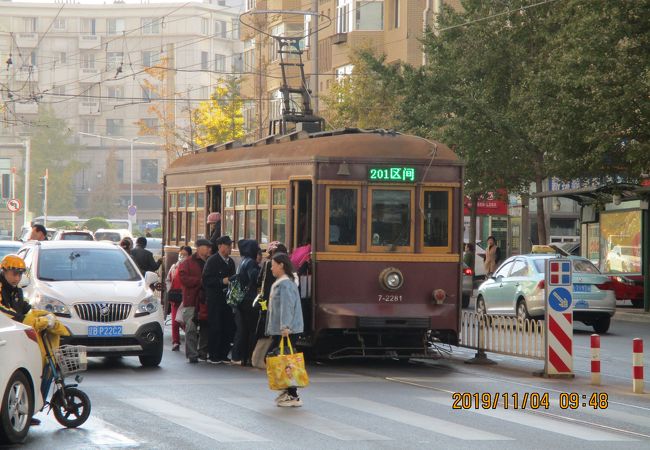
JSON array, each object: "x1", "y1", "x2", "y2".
[
  {"x1": 95, "y1": 232, "x2": 120, "y2": 242},
  {"x1": 38, "y1": 248, "x2": 141, "y2": 281},
  {"x1": 532, "y1": 258, "x2": 600, "y2": 274},
  {"x1": 147, "y1": 240, "x2": 162, "y2": 250},
  {"x1": 0, "y1": 245, "x2": 21, "y2": 259}
]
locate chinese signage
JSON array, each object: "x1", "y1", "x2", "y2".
[
  {"x1": 368, "y1": 166, "x2": 416, "y2": 183},
  {"x1": 463, "y1": 190, "x2": 508, "y2": 216}
]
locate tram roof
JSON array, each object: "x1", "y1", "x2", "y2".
[{"x1": 168, "y1": 129, "x2": 459, "y2": 171}]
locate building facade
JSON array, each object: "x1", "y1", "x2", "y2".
[{"x1": 0, "y1": 0, "x2": 243, "y2": 232}]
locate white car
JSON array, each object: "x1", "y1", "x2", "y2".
[
  {"x1": 605, "y1": 245, "x2": 641, "y2": 273},
  {"x1": 18, "y1": 241, "x2": 164, "y2": 367},
  {"x1": 94, "y1": 229, "x2": 132, "y2": 243},
  {"x1": 50, "y1": 230, "x2": 95, "y2": 241},
  {"x1": 0, "y1": 314, "x2": 43, "y2": 444}
]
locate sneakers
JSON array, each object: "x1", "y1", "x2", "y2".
[
  {"x1": 277, "y1": 396, "x2": 302, "y2": 407},
  {"x1": 207, "y1": 359, "x2": 223, "y2": 365},
  {"x1": 198, "y1": 356, "x2": 208, "y2": 362},
  {"x1": 230, "y1": 360, "x2": 242, "y2": 366},
  {"x1": 275, "y1": 391, "x2": 290, "y2": 403},
  {"x1": 171, "y1": 343, "x2": 180, "y2": 351}
]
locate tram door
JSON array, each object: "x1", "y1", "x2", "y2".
[
  {"x1": 206, "y1": 185, "x2": 221, "y2": 237},
  {"x1": 292, "y1": 180, "x2": 313, "y2": 332}
]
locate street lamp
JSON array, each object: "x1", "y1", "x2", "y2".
[{"x1": 78, "y1": 132, "x2": 163, "y2": 223}]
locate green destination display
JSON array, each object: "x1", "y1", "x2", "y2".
[{"x1": 368, "y1": 166, "x2": 416, "y2": 183}]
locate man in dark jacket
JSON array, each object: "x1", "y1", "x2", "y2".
[
  {"x1": 131, "y1": 237, "x2": 162, "y2": 275},
  {"x1": 202, "y1": 235, "x2": 236, "y2": 363},
  {"x1": 231, "y1": 239, "x2": 261, "y2": 365},
  {"x1": 179, "y1": 239, "x2": 212, "y2": 363}
]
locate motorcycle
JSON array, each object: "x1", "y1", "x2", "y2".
[{"x1": 39, "y1": 332, "x2": 91, "y2": 428}]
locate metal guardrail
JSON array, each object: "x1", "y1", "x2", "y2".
[{"x1": 460, "y1": 311, "x2": 546, "y2": 360}]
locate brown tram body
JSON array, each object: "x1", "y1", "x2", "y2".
[{"x1": 163, "y1": 129, "x2": 464, "y2": 358}]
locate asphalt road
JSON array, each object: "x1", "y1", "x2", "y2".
[{"x1": 14, "y1": 319, "x2": 650, "y2": 450}]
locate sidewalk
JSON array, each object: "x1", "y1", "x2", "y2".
[{"x1": 613, "y1": 307, "x2": 650, "y2": 323}]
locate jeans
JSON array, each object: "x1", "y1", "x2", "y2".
[{"x1": 182, "y1": 306, "x2": 198, "y2": 360}]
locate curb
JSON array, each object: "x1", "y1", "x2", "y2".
[{"x1": 613, "y1": 311, "x2": 650, "y2": 324}]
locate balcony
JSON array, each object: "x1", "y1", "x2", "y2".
[
  {"x1": 15, "y1": 66, "x2": 38, "y2": 82},
  {"x1": 78, "y1": 34, "x2": 101, "y2": 50},
  {"x1": 78, "y1": 68, "x2": 101, "y2": 83},
  {"x1": 15, "y1": 32, "x2": 38, "y2": 48},
  {"x1": 332, "y1": 33, "x2": 348, "y2": 45},
  {"x1": 78, "y1": 100, "x2": 100, "y2": 115},
  {"x1": 14, "y1": 102, "x2": 39, "y2": 115}
]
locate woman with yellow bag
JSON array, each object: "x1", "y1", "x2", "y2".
[{"x1": 266, "y1": 253, "x2": 305, "y2": 407}]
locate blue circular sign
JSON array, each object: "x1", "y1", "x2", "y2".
[
  {"x1": 549, "y1": 287, "x2": 572, "y2": 312},
  {"x1": 128, "y1": 205, "x2": 137, "y2": 216}
]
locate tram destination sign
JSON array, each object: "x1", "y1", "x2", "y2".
[{"x1": 368, "y1": 166, "x2": 416, "y2": 183}]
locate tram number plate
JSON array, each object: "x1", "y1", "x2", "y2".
[{"x1": 378, "y1": 295, "x2": 403, "y2": 303}]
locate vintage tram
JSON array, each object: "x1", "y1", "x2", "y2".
[{"x1": 163, "y1": 128, "x2": 464, "y2": 358}]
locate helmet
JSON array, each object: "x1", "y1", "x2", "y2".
[
  {"x1": 207, "y1": 212, "x2": 220, "y2": 224},
  {"x1": 1, "y1": 254, "x2": 26, "y2": 272}
]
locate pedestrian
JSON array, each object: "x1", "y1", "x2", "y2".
[
  {"x1": 484, "y1": 236, "x2": 502, "y2": 277},
  {"x1": 166, "y1": 246, "x2": 192, "y2": 352},
  {"x1": 178, "y1": 239, "x2": 212, "y2": 363},
  {"x1": 131, "y1": 237, "x2": 162, "y2": 275},
  {"x1": 202, "y1": 235, "x2": 236, "y2": 364},
  {"x1": 266, "y1": 252, "x2": 304, "y2": 407},
  {"x1": 231, "y1": 239, "x2": 261, "y2": 366},
  {"x1": 207, "y1": 212, "x2": 221, "y2": 253},
  {"x1": 29, "y1": 224, "x2": 48, "y2": 241},
  {"x1": 254, "y1": 242, "x2": 287, "y2": 340},
  {"x1": 463, "y1": 243, "x2": 475, "y2": 268},
  {"x1": 120, "y1": 237, "x2": 134, "y2": 255}
]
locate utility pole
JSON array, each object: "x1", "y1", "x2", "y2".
[
  {"x1": 23, "y1": 138, "x2": 30, "y2": 226},
  {"x1": 11, "y1": 167, "x2": 16, "y2": 239},
  {"x1": 43, "y1": 169, "x2": 48, "y2": 227},
  {"x1": 311, "y1": 1, "x2": 319, "y2": 115},
  {"x1": 165, "y1": 42, "x2": 176, "y2": 161}
]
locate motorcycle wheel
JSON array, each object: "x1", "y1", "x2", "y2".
[{"x1": 51, "y1": 387, "x2": 91, "y2": 428}]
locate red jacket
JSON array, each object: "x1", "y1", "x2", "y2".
[{"x1": 179, "y1": 254, "x2": 206, "y2": 308}]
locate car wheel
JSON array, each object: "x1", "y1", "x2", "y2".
[
  {"x1": 593, "y1": 316, "x2": 611, "y2": 334},
  {"x1": 462, "y1": 295, "x2": 470, "y2": 309},
  {"x1": 516, "y1": 299, "x2": 530, "y2": 322},
  {"x1": 139, "y1": 339, "x2": 163, "y2": 367},
  {"x1": 476, "y1": 296, "x2": 487, "y2": 315},
  {"x1": 631, "y1": 299, "x2": 643, "y2": 308},
  {"x1": 0, "y1": 371, "x2": 34, "y2": 445}
]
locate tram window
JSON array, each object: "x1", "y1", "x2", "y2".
[
  {"x1": 246, "y1": 210, "x2": 256, "y2": 239},
  {"x1": 197, "y1": 211, "x2": 206, "y2": 239},
  {"x1": 177, "y1": 213, "x2": 184, "y2": 242},
  {"x1": 259, "y1": 209, "x2": 269, "y2": 244},
  {"x1": 370, "y1": 189, "x2": 412, "y2": 248},
  {"x1": 236, "y1": 190, "x2": 245, "y2": 206},
  {"x1": 169, "y1": 212, "x2": 177, "y2": 243},
  {"x1": 188, "y1": 192, "x2": 195, "y2": 208},
  {"x1": 258, "y1": 187, "x2": 269, "y2": 205},
  {"x1": 247, "y1": 189, "x2": 257, "y2": 205},
  {"x1": 328, "y1": 188, "x2": 358, "y2": 246},
  {"x1": 169, "y1": 193, "x2": 177, "y2": 208},
  {"x1": 179, "y1": 193, "x2": 186, "y2": 208},
  {"x1": 225, "y1": 190, "x2": 234, "y2": 208},
  {"x1": 273, "y1": 209, "x2": 286, "y2": 243},
  {"x1": 186, "y1": 212, "x2": 195, "y2": 242},
  {"x1": 236, "y1": 210, "x2": 245, "y2": 241},
  {"x1": 273, "y1": 188, "x2": 286, "y2": 205},
  {"x1": 422, "y1": 190, "x2": 450, "y2": 248},
  {"x1": 197, "y1": 192, "x2": 205, "y2": 208},
  {"x1": 224, "y1": 210, "x2": 234, "y2": 237}
]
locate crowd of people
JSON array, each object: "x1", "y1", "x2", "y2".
[{"x1": 166, "y1": 236, "x2": 306, "y2": 407}]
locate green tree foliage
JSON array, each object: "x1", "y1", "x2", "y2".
[
  {"x1": 20, "y1": 108, "x2": 82, "y2": 217},
  {"x1": 321, "y1": 49, "x2": 401, "y2": 130},
  {"x1": 50, "y1": 220, "x2": 76, "y2": 229},
  {"x1": 84, "y1": 217, "x2": 111, "y2": 232},
  {"x1": 193, "y1": 78, "x2": 245, "y2": 148}
]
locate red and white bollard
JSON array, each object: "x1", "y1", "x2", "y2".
[
  {"x1": 591, "y1": 334, "x2": 600, "y2": 385},
  {"x1": 633, "y1": 338, "x2": 644, "y2": 394}
]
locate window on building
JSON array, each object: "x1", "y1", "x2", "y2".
[
  {"x1": 23, "y1": 17, "x2": 37, "y2": 33},
  {"x1": 107, "y1": 86, "x2": 123, "y2": 102},
  {"x1": 269, "y1": 90, "x2": 283, "y2": 121},
  {"x1": 335, "y1": 64, "x2": 353, "y2": 80},
  {"x1": 142, "y1": 51, "x2": 160, "y2": 67},
  {"x1": 80, "y1": 18, "x2": 96, "y2": 35},
  {"x1": 80, "y1": 53, "x2": 95, "y2": 69},
  {"x1": 53, "y1": 18, "x2": 66, "y2": 31},
  {"x1": 214, "y1": 54, "x2": 226, "y2": 72},
  {"x1": 53, "y1": 86, "x2": 65, "y2": 96},
  {"x1": 58, "y1": 52, "x2": 66, "y2": 64},
  {"x1": 201, "y1": 51, "x2": 209, "y2": 70},
  {"x1": 304, "y1": 15, "x2": 312, "y2": 48},
  {"x1": 231, "y1": 19, "x2": 240, "y2": 39},
  {"x1": 336, "y1": 0, "x2": 351, "y2": 33},
  {"x1": 356, "y1": 0, "x2": 384, "y2": 30},
  {"x1": 140, "y1": 118, "x2": 159, "y2": 133},
  {"x1": 140, "y1": 159, "x2": 158, "y2": 184},
  {"x1": 243, "y1": 39, "x2": 255, "y2": 71},
  {"x1": 107, "y1": 18, "x2": 125, "y2": 35},
  {"x1": 201, "y1": 18, "x2": 209, "y2": 35},
  {"x1": 142, "y1": 86, "x2": 160, "y2": 101},
  {"x1": 116, "y1": 159, "x2": 124, "y2": 183},
  {"x1": 199, "y1": 86, "x2": 209, "y2": 99},
  {"x1": 106, "y1": 119, "x2": 123, "y2": 136},
  {"x1": 214, "y1": 20, "x2": 227, "y2": 38},
  {"x1": 106, "y1": 52, "x2": 123, "y2": 69},
  {"x1": 29, "y1": 51, "x2": 37, "y2": 67},
  {"x1": 80, "y1": 118, "x2": 95, "y2": 134},
  {"x1": 245, "y1": 0, "x2": 256, "y2": 12},
  {"x1": 231, "y1": 53, "x2": 243, "y2": 73},
  {"x1": 141, "y1": 18, "x2": 161, "y2": 34},
  {"x1": 1, "y1": 173, "x2": 10, "y2": 199}
]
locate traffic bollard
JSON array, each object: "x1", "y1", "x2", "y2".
[
  {"x1": 633, "y1": 338, "x2": 644, "y2": 394},
  {"x1": 591, "y1": 334, "x2": 600, "y2": 385}
]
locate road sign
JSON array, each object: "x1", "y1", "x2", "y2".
[
  {"x1": 545, "y1": 258, "x2": 574, "y2": 377},
  {"x1": 6, "y1": 198, "x2": 22, "y2": 213},
  {"x1": 128, "y1": 205, "x2": 137, "y2": 216}
]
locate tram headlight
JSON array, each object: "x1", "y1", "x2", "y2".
[
  {"x1": 432, "y1": 289, "x2": 447, "y2": 305},
  {"x1": 379, "y1": 267, "x2": 404, "y2": 291}
]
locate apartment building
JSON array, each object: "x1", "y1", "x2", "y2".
[
  {"x1": 0, "y1": 0, "x2": 243, "y2": 230},
  {"x1": 239, "y1": 0, "x2": 460, "y2": 139}
]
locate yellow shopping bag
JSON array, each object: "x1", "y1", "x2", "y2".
[{"x1": 266, "y1": 337, "x2": 309, "y2": 391}]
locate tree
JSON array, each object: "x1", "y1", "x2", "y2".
[
  {"x1": 321, "y1": 48, "x2": 401, "y2": 130},
  {"x1": 86, "y1": 149, "x2": 120, "y2": 218},
  {"x1": 192, "y1": 79, "x2": 245, "y2": 147},
  {"x1": 84, "y1": 217, "x2": 111, "y2": 232},
  {"x1": 20, "y1": 108, "x2": 82, "y2": 217}
]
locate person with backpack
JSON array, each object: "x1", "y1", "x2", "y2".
[
  {"x1": 165, "y1": 246, "x2": 192, "y2": 351},
  {"x1": 230, "y1": 239, "x2": 260, "y2": 366}
]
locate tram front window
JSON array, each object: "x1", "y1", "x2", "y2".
[
  {"x1": 423, "y1": 190, "x2": 449, "y2": 248},
  {"x1": 328, "y1": 188, "x2": 357, "y2": 246},
  {"x1": 371, "y1": 190, "x2": 411, "y2": 248}
]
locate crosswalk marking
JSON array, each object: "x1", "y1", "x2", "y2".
[
  {"x1": 321, "y1": 397, "x2": 513, "y2": 441},
  {"x1": 423, "y1": 396, "x2": 636, "y2": 442},
  {"x1": 120, "y1": 398, "x2": 269, "y2": 442},
  {"x1": 222, "y1": 397, "x2": 392, "y2": 441}
]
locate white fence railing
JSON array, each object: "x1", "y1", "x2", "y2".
[{"x1": 460, "y1": 311, "x2": 546, "y2": 360}]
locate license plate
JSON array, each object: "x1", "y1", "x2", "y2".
[
  {"x1": 88, "y1": 325, "x2": 123, "y2": 337},
  {"x1": 573, "y1": 284, "x2": 591, "y2": 293}
]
